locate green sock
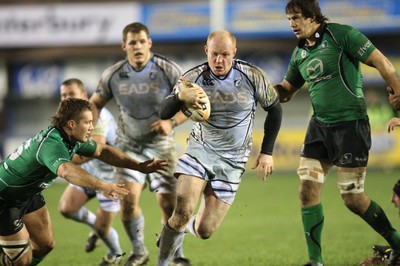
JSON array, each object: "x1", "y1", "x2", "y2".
[
  {"x1": 301, "y1": 203, "x2": 324, "y2": 263},
  {"x1": 30, "y1": 256, "x2": 44, "y2": 266},
  {"x1": 361, "y1": 200, "x2": 400, "y2": 250}
]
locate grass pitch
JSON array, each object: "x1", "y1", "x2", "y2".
[{"x1": 41, "y1": 169, "x2": 400, "y2": 266}]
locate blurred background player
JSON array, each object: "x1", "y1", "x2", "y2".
[
  {"x1": 57, "y1": 78, "x2": 123, "y2": 266},
  {"x1": 89, "y1": 22, "x2": 190, "y2": 266},
  {"x1": 0, "y1": 98, "x2": 168, "y2": 266},
  {"x1": 274, "y1": 1, "x2": 400, "y2": 265},
  {"x1": 157, "y1": 30, "x2": 282, "y2": 265}
]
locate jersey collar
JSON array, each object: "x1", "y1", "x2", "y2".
[
  {"x1": 56, "y1": 126, "x2": 75, "y2": 147},
  {"x1": 297, "y1": 22, "x2": 327, "y2": 48}
]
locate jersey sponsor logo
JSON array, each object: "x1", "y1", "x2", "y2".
[
  {"x1": 357, "y1": 40, "x2": 372, "y2": 57},
  {"x1": 306, "y1": 58, "x2": 323, "y2": 79},
  {"x1": 306, "y1": 58, "x2": 332, "y2": 83},
  {"x1": 118, "y1": 83, "x2": 161, "y2": 95},
  {"x1": 208, "y1": 91, "x2": 249, "y2": 104},
  {"x1": 301, "y1": 50, "x2": 307, "y2": 59}
]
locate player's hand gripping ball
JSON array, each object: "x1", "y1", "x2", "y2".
[{"x1": 174, "y1": 80, "x2": 211, "y2": 122}]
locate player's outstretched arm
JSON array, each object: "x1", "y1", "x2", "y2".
[
  {"x1": 57, "y1": 162, "x2": 129, "y2": 201},
  {"x1": 92, "y1": 143, "x2": 168, "y2": 174}
]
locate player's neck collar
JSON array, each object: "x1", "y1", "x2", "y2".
[
  {"x1": 56, "y1": 126, "x2": 75, "y2": 146},
  {"x1": 298, "y1": 22, "x2": 327, "y2": 48}
]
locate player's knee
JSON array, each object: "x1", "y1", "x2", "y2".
[
  {"x1": 121, "y1": 198, "x2": 140, "y2": 219},
  {"x1": 299, "y1": 179, "x2": 321, "y2": 206},
  {"x1": 170, "y1": 208, "x2": 193, "y2": 231},
  {"x1": 297, "y1": 158, "x2": 327, "y2": 205},
  {"x1": 196, "y1": 225, "x2": 214, "y2": 240},
  {"x1": 337, "y1": 167, "x2": 365, "y2": 194},
  {"x1": 59, "y1": 207, "x2": 74, "y2": 219},
  {"x1": 0, "y1": 239, "x2": 32, "y2": 266},
  {"x1": 34, "y1": 238, "x2": 55, "y2": 257}
]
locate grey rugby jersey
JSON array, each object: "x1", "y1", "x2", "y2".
[
  {"x1": 96, "y1": 53, "x2": 182, "y2": 144},
  {"x1": 182, "y1": 59, "x2": 278, "y2": 161}
]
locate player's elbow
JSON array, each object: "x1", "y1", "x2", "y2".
[
  {"x1": 56, "y1": 162, "x2": 73, "y2": 180},
  {"x1": 280, "y1": 95, "x2": 293, "y2": 103}
]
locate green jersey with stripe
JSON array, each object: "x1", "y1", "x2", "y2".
[
  {"x1": 285, "y1": 22, "x2": 375, "y2": 124},
  {"x1": 0, "y1": 126, "x2": 97, "y2": 201}
]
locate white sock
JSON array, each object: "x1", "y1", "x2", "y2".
[
  {"x1": 157, "y1": 223, "x2": 184, "y2": 266},
  {"x1": 71, "y1": 207, "x2": 96, "y2": 228},
  {"x1": 122, "y1": 214, "x2": 146, "y2": 254},
  {"x1": 101, "y1": 227, "x2": 123, "y2": 256}
]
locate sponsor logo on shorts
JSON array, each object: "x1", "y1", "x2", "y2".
[
  {"x1": 13, "y1": 219, "x2": 22, "y2": 228},
  {"x1": 339, "y1": 153, "x2": 353, "y2": 164}
]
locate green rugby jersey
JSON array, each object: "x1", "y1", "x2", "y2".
[
  {"x1": 285, "y1": 22, "x2": 375, "y2": 124},
  {"x1": 0, "y1": 126, "x2": 97, "y2": 201}
]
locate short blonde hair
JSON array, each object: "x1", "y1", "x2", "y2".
[{"x1": 207, "y1": 30, "x2": 236, "y2": 47}]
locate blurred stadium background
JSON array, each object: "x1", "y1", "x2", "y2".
[{"x1": 0, "y1": 0, "x2": 400, "y2": 172}]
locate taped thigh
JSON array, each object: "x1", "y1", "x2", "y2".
[
  {"x1": 0, "y1": 239, "x2": 30, "y2": 264},
  {"x1": 337, "y1": 167, "x2": 365, "y2": 194},
  {"x1": 297, "y1": 158, "x2": 331, "y2": 183}
]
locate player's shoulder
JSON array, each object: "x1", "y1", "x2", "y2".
[
  {"x1": 41, "y1": 126, "x2": 63, "y2": 143},
  {"x1": 101, "y1": 58, "x2": 128, "y2": 79},
  {"x1": 325, "y1": 22, "x2": 358, "y2": 37},
  {"x1": 233, "y1": 59, "x2": 267, "y2": 78},
  {"x1": 99, "y1": 108, "x2": 116, "y2": 124},
  {"x1": 36, "y1": 126, "x2": 69, "y2": 153},
  {"x1": 183, "y1": 62, "x2": 209, "y2": 81},
  {"x1": 152, "y1": 53, "x2": 181, "y2": 71}
]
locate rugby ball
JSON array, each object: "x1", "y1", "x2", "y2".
[{"x1": 174, "y1": 81, "x2": 211, "y2": 122}]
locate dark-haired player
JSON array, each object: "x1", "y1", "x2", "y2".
[
  {"x1": 0, "y1": 98, "x2": 167, "y2": 266},
  {"x1": 274, "y1": 1, "x2": 400, "y2": 265}
]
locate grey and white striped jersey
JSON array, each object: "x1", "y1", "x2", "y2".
[
  {"x1": 182, "y1": 59, "x2": 278, "y2": 162},
  {"x1": 96, "y1": 53, "x2": 182, "y2": 145}
]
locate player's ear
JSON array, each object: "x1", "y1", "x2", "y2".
[
  {"x1": 204, "y1": 45, "x2": 208, "y2": 55},
  {"x1": 148, "y1": 37, "x2": 153, "y2": 48},
  {"x1": 67, "y1": 119, "x2": 76, "y2": 129},
  {"x1": 233, "y1": 48, "x2": 237, "y2": 57},
  {"x1": 121, "y1": 41, "x2": 126, "y2": 51}
]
